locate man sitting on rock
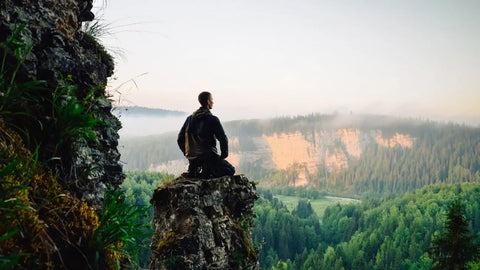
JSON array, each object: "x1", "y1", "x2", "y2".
[{"x1": 177, "y1": 91, "x2": 235, "y2": 178}]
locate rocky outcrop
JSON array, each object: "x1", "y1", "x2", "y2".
[
  {"x1": 150, "y1": 175, "x2": 259, "y2": 270},
  {"x1": 0, "y1": 0, "x2": 124, "y2": 266},
  {"x1": 0, "y1": 0, "x2": 123, "y2": 203}
]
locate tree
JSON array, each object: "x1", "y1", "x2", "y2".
[
  {"x1": 351, "y1": 250, "x2": 368, "y2": 270},
  {"x1": 292, "y1": 199, "x2": 315, "y2": 219},
  {"x1": 431, "y1": 198, "x2": 479, "y2": 270},
  {"x1": 323, "y1": 247, "x2": 345, "y2": 270}
]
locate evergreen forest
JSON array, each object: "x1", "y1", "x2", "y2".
[{"x1": 122, "y1": 171, "x2": 480, "y2": 269}]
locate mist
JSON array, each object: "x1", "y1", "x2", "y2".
[{"x1": 117, "y1": 115, "x2": 186, "y2": 138}]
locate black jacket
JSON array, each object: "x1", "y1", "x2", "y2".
[{"x1": 177, "y1": 107, "x2": 228, "y2": 160}]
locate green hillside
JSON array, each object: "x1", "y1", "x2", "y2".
[
  {"x1": 117, "y1": 171, "x2": 480, "y2": 269},
  {"x1": 255, "y1": 182, "x2": 480, "y2": 269},
  {"x1": 332, "y1": 120, "x2": 480, "y2": 194}
]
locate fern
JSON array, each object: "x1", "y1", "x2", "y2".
[
  {"x1": 92, "y1": 188, "x2": 152, "y2": 269},
  {"x1": 52, "y1": 81, "x2": 101, "y2": 146}
]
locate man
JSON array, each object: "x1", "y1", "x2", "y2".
[{"x1": 177, "y1": 91, "x2": 235, "y2": 178}]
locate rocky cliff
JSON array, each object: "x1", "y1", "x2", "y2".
[
  {"x1": 0, "y1": 0, "x2": 125, "y2": 268},
  {"x1": 1, "y1": 0, "x2": 123, "y2": 202},
  {"x1": 150, "y1": 175, "x2": 259, "y2": 270}
]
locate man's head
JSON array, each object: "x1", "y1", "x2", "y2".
[{"x1": 198, "y1": 91, "x2": 213, "y2": 109}]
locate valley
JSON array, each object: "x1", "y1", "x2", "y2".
[{"x1": 273, "y1": 194, "x2": 360, "y2": 218}]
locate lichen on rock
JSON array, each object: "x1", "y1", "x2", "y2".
[{"x1": 149, "y1": 175, "x2": 260, "y2": 270}]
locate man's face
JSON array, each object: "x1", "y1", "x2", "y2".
[{"x1": 207, "y1": 96, "x2": 214, "y2": 109}]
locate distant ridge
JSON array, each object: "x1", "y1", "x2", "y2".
[
  {"x1": 119, "y1": 113, "x2": 480, "y2": 195},
  {"x1": 113, "y1": 106, "x2": 186, "y2": 117}
]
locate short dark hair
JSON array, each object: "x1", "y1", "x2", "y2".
[{"x1": 198, "y1": 91, "x2": 211, "y2": 106}]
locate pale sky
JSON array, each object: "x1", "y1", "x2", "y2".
[{"x1": 98, "y1": 0, "x2": 480, "y2": 125}]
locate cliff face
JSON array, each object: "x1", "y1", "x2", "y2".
[
  {"x1": 150, "y1": 175, "x2": 259, "y2": 270},
  {"x1": 142, "y1": 128, "x2": 414, "y2": 187},
  {"x1": 257, "y1": 129, "x2": 414, "y2": 185},
  {"x1": 0, "y1": 0, "x2": 125, "y2": 268},
  {"x1": 0, "y1": 0, "x2": 123, "y2": 202}
]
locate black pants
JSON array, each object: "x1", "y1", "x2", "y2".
[{"x1": 188, "y1": 156, "x2": 235, "y2": 178}]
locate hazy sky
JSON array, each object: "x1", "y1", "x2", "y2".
[{"x1": 98, "y1": 0, "x2": 480, "y2": 125}]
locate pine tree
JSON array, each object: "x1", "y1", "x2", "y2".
[
  {"x1": 292, "y1": 199, "x2": 315, "y2": 219},
  {"x1": 431, "y1": 198, "x2": 479, "y2": 270}
]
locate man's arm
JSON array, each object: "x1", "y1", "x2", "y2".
[
  {"x1": 177, "y1": 117, "x2": 189, "y2": 155},
  {"x1": 212, "y1": 116, "x2": 228, "y2": 159}
]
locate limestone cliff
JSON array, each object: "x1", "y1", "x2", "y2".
[
  {"x1": 129, "y1": 127, "x2": 414, "y2": 187},
  {"x1": 150, "y1": 175, "x2": 259, "y2": 270},
  {"x1": 240, "y1": 129, "x2": 414, "y2": 185}
]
